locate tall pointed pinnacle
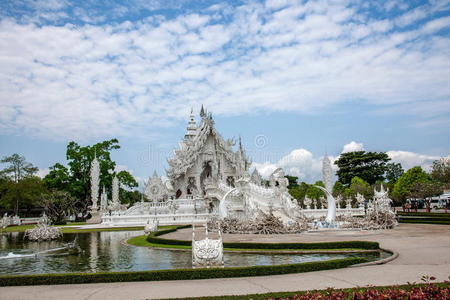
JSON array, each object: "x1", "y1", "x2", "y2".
[
  {"x1": 185, "y1": 107, "x2": 197, "y2": 140},
  {"x1": 152, "y1": 170, "x2": 158, "y2": 177},
  {"x1": 322, "y1": 153, "x2": 333, "y2": 193},
  {"x1": 200, "y1": 104, "x2": 205, "y2": 118}
]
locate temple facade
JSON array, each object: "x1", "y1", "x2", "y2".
[
  {"x1": 101, "y1": 107, "x2": 365, "y2": 226},
  {"x1": 166, "y1": 107, "x2": 250, "y2": 200}
]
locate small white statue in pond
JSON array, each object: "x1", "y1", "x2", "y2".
[
  {"x1": 192, "y1": 224, "x2": 224, "y2": 268},
  {"x1": 346, "y1": 198, "x2": 352, "y2": 209},
  {"x1": 356, "y1": 193, "x2": 365, "y2": 208},
  {"x1": 303, "y1": 197, "x2": 312, "y2": 209},
  {"x1": 144, "y1": 219, "x2": 158, "y2": 234}
]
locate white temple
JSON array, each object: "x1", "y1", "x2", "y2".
[{"x1": 101, "y1": 107, "x2": 367, "y2": 226}]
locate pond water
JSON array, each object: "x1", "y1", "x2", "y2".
[{"x1": 0, "y1": 231, "x2": 388, "y2": 275}]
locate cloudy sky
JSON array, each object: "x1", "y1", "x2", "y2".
[{"x1": 0, "y1": 0, "x2": 449, "y2": 184}]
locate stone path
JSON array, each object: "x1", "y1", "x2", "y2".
[{"x1": 1, "y1": 224, "x2": 449, "y2": 300}]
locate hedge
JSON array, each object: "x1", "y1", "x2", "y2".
[
  {"x1": 398, "y1": 217, "x2": 450, "y2": 222},
  {"x1": 0, "y1": 257, "x2": 366, "y2": 287},
  {"x1": 399, "y1": 219, "x2": 450, "y2": 225},
  {"x1": 397, "y1": 212, "x2": 450, "y2": 217},
  {"x1": 146, "y1": 226, "x2": 380, "y2": 250}
]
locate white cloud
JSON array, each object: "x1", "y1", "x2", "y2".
[
  {"x1": 342, "y1": 141, "x2": 364, "y2": 153},
  {"x1": 252, "y1": 148, "x2": 335, "y2": 183},
  {"x1": 386, "y1": 151, "x2": 443, "y2": 171},
  {"x1": 36, "y1": 168, "x2": 50, "y2": 178},
  {"x1": 0, "y1": 1, "x2": 449, "y2": 140},
  {"x1": 253, "y1": 142, "x2": 449, "y2": 183}
]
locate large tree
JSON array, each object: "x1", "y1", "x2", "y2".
[
  {"x1": 334, "y1": 151, "x2": 390, "y2": 185},
  {"x1": 385, "y1": 162, "x2": 404, "y2": 183},
  {"x1": 44, "y1": 139, "x2": 137, "y2": 213},
  {"x1": 284, "y1": 175, "x2": 299, "y2": 189},
  {"x1": 0, "y1": 176, "x2": 47, "y2": 214},
  {"x1": 0, "y1": 154, "x2": 38, "y2": 182},
  {"x1": 0, "y1": 154, "x2": 41, "y2": 214},
  {"x1": 344, "y1": 176, "x2": 372, "y2": 199},
  {"x1": 409, "y1": 180, "x2": 443, "y2": 211},
  {"x1": 430, "y1": 158, "x2": 450, "y2": 187},
  {"x1": 391, "y1": 166, "x2": 430, "y2": 203},
  {"x1": 40, "y1": 190, "x2": 77, "y2": 224}
]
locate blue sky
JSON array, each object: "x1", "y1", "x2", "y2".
[{"x1": 0, "y1": 0, "x2": 449, "y2": 184}]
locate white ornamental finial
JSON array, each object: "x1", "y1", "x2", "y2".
[
  {"x1": 112, "y1": 175, "x2": 119, "y2": 206},
  {"x1": 90, "y1": 155, "x2": 100, "y2": 210}
]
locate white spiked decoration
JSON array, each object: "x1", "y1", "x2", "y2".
[
  {"x1": 112, "y1": 175, "x2": 119, "y2": 207},
  {"x1": 90, "y1": 153, "x2": 100, "y2": 210}
]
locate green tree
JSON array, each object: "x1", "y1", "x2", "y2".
[
  {"x1": 0, "y1": 154, "x2": 38, "y2": 183},
  {"x1": 334, "y1": 151, "x2": 390, "y2": 185},
  {"x1": 43, "y1": 163, "x2": 71, "y2": 192},
  {"x1": 345, "y1": 177, "x2": 372, "y2": 199},
  {"x1": 392, "y1": 166, "x2": 430, "y2": 203},
  {"x1": 430, "y1": 158, "x2": 450, "y2": 187},
  {"x1": 332, "y1": 181, "x2": 346, "y2": 197},
  {"x1": 409, "y1": 180, "x2": 443, "y2": 211},
  {"x1": 385, "y1": 162, "x2": 404, "y2": 183},
  {"x1": 44, "y1": 139, "x2": 137, "y2": 213},
  {"x1": 0, "y1": 176, "x2": 47, "y2": 214},
  {"x1": 40, "y1": 190, "x2": 77, "y2": 224},
  {"x1": 306, "y1": 181, "x2": 325, "y2": 199},
  {"x1": 284, "y1": 175, "x2": 299, "y2": 189},
  {"x1": 288, "y1": 182, "x2": 309, "y2": 204},
  {"x1": 0, "y1": 154, "x2": 41, "y2": 214}
]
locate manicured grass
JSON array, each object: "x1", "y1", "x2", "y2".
[
  {"x1": 397, "y1": 211, "x2": 450, "y2": 217},
  {"x1": 1, "y1": 224, "x2": 35, "y2": 232},
  {"x1": 397, "y1": 211, "x2": 450, "y2": 225},
  {"x1": 128, "y1": 235, "x2": 379, "y2": 253},
  {"x1": 399, "y1": 219, "x2": 450, "y2": 225},
  {"x1": 165, "y1": 282, "x2": 450, "y2": 300},
  {"x1": 145, "y1": 226, "x2": 380, "y2": 251}
]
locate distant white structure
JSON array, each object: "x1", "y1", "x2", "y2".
[
  {"x1": 314, "y1": 155, "x2": 337, "y2": 225},
  {"x1": 87, "y1": 156, "x2": 101, "y2": 223},
  {"x1": 102, "y1": 107, "x2": 302, "y2": 226},
  {"x1": 90, "y1": 154, "x2": 100, "y2": 210}
]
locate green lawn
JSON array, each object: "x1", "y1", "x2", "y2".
[{"x1": 127, "y1": 235, "x2": 379, "y2": 253}]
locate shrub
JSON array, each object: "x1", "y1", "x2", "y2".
[
  {"x1": 146, "y1": 226, "x2": 379, "y2": 250},
  {"x1": 0, "y1": 257, "x2": 366, "y2": 287}
]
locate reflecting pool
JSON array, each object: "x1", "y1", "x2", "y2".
[{"x1": 0, "y1": 231, "x2": 387, "y2": 275}]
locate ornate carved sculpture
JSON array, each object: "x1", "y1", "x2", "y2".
[
  {"x1": 192, "y1": 224, "x2": 224, "y2": 268},
  {"x1": 144, "y1": 219, "x2": 158, "y2": 234}
]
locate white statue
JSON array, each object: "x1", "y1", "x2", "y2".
[
  {"x1": 144, "y1": 219, "x2": 158, "y2": 234},
  {"x1": 356, "y1": 193, "x2": 365, "y2": 208},
  {"x1": 192, "y1": 224, "x2": 224, "y2": 268}
]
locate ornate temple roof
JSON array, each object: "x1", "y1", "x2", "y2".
[{"x1": 167, "y1": 107, "x2": 250, "y2": 180}]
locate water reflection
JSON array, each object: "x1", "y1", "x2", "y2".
[{"x1": 0, "y1": 231, "x2": 384, "y2": 276}]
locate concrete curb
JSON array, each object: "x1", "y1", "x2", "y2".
[{"x1": 350, "y1": 248, "x2": 398, "y2": 267}]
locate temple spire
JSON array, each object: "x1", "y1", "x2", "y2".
[
  {"x1": 200, "y1": 104, "x2": 205, "y2": 118},
  {"x1": 184, "y1": 107, "x2": 197, "y2": 140}
]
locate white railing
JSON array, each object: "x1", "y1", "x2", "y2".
[{"x1": 101, "y1": 213, "x2": 215, "y2": 226}]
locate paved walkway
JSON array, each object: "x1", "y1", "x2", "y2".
[{"x1": 1, "y1": 224, "x2": 449, "y2": 300}]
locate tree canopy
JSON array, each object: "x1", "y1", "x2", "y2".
[
  {"x1": 0, "y1": 154, "x2": 38, "y2": 182},
  {"x1": 430, "y1": 158, "x2": 450, "y2": 187},
  {"x1": 334, "y1": 151, "x2": 390, "y2": 185},
  {"x1": 43, "y1": 139, "x2": 138, "y2": 213},
  {"x1": 392, "y1": 166, "x2": 430, "y2": 203}
]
